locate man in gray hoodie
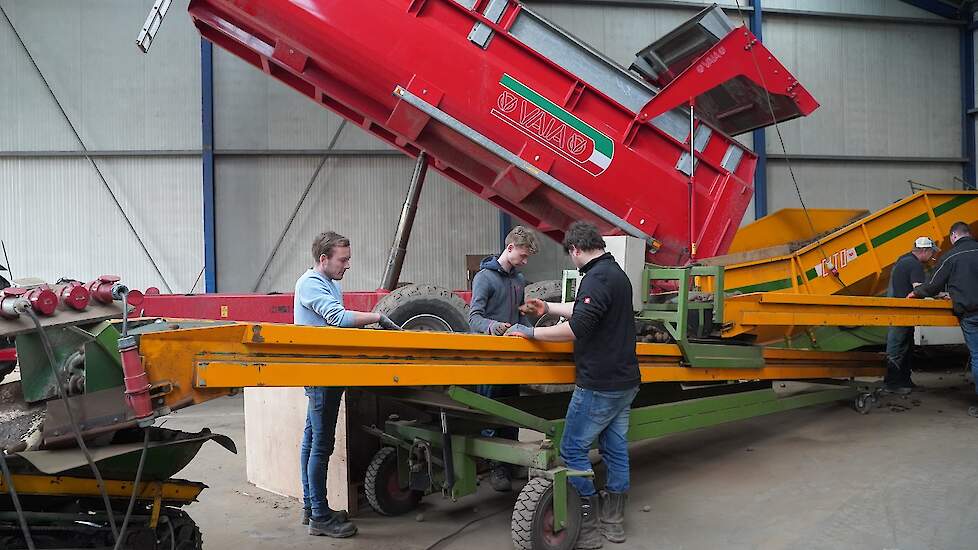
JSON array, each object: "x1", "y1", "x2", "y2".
[{"x1": 468, "y1": 225, "x2": 539, "y2": 491}]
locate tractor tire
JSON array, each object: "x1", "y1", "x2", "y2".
[
  {"x1": 0, "y1": 362, "x2": 14, "y2": 385},
  {"x1": 524, "y1": 280, "x2": 564, "y2": 327},
  {"x1": 364, "y1": 446, "x2": 423, "y2": 516},
  {"x1": 373, "y1": 284, "x2": 469, "y2": 333},
  {"x1": 157, "y1": 508, "x2": 203, "y2": 550},
  {"x1": 511, "y1": 477, "x2": 581, "y2": 550}
]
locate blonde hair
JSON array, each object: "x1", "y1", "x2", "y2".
[{"x1": 505, "y1": 225, "x2": 539, "y2": 255}]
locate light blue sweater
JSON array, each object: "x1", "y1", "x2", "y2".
[{"x1": 293, "y1": 269, "x2": 354, "y2": 327}]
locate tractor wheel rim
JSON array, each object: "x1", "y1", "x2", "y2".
[
  {"x1": 387, "y1": 470, "x2": 411, "y2": 501},
  {"x1": 402, "y1": 313, "x2": 453, "y2": 332},
  {"x1": 541, "y1": 506, "x2": 567, "y2": 546}
]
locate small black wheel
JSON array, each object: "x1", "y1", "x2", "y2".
[
  {"x1": 373, "y1": 284, "x2": 469, "y2": 332},
  {"x1": 365, "y1": 447, "x2": 423, "y2": 516},
  {"x1": 0, "y1": 360, "x2": 14, "y2": 385},
  {"x1": 511, "y1": 477, "x2": 582, "y2": 550},
  {"x1": 157, "y1": 508, "x2": 202, "y2": 550},
  {"x1": 854, "y1": 393, "x2": 874, "y2": 415},
  {"x1": 524, "y1": 280, "x2": 564, "y2": 327}
]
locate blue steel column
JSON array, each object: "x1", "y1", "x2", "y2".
[
  {"x1": 201, "y1": 39, "x2": 217, "y2": 291},
  {"x1": 498, "y1": 213, "x2": 512, "y2": 248},
  {"x1": 750, "y1": 0, "x2": 768, "y2": 217},
  {"x1": 963, "y1": 13, "x2": 976, "y2": 190}
]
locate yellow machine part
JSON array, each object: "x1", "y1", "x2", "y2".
[
  {"x1": 135, "y1": 323, "x2": 884, "y2": 413},
  {"x1": 726, "y1": 207, "x2": 868, "y2": 255},
  {"x1": 711, "y1": 191, "x2": 978, "y2": 296},
  {"x1": 723, "y1": 293, "x2": 959, "y2": 339},
  {"x1": 698, "y1": 191, "x2": 978, "y2": 343}
]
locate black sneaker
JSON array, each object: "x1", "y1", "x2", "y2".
[
  {"x1": 308, "y1": 516, "x2": 357, "y2": 538},
  {"x1": 303, "y1": 508, "x2": 347, "y2": 525},
  {"x1": 488, "y1": 462, "x2": 512, "y2": 492},
  {"x1": 882, "y1": 384, "x2": 911, "y2": 395}
]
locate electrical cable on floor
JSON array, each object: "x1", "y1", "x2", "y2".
[
  {"x1": 0, "y1": 449, "x2": 36, "y2": 550},
  {"x1": 731, "y1": 0, "x2": 847, "y2": 289},
  {"x1": 0, "y1": 4, "x2": 173, "y2": 293},
  {"x1": 24, "y1": 308, "x2": 120, "y2": 541},
  {"x1": 422, "y1": 505, "x2": 511, "y2": 550},
  {"x1": 112, "y1": 429, "x2": 151, "y2": 550}
]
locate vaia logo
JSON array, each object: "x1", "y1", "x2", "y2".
[{"x1": 491, "y1": 74, "x2": 613, "y2": 176}]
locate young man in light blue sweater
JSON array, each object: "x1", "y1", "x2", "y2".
[{"x1": 295, "y1": 231, "x2": 400, "y2": 538}]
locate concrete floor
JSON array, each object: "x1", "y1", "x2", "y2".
[{"x1": 162, "y1": 370, "x2": 978, "y2": 550}]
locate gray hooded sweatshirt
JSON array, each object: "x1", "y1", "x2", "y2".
[{"x1": 468, "y1": 255, "x2": 530, "y2": 333}]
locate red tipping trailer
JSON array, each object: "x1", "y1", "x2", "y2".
[{"x1": 188, "y1": 0, "x2": 817, "y2": 265}]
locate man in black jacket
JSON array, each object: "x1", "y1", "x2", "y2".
[
  {"x1": 909, "y1": 221, "x2": 978, "y2": 416},
  {"x1": 513, "y1": 221, "x2": 640, "y2": 549}
]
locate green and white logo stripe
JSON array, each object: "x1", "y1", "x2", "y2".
[{"x1": 499, "y1": 74, "x2": 614, "y2": 169}]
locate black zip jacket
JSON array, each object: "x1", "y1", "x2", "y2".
[
  {"x1": 568, "y1": 253, "x2": 640, "y2": 391},
  {"x1": 913, "y1": 236, "x2": 978, "y2": 318}
]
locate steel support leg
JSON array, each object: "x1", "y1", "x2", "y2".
[{"x1": 381, "y1": 152, "x2": 428, "y2": 290}]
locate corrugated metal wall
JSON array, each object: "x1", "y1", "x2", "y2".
[
  {"x1": 0, "y1": 0, "x2": 966, "y2": 294},
  {"x1": 0, "y1": 0, "x2": 202, "y2": 292}
]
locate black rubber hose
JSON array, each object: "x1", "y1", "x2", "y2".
[
  {"x1": 112, "y1": 429, "x2": 151, "y2": 550},
  {"x1": 24, "y1": 308, "x2": 119, "y2": 540},
  {"x1": 0, "y1": 450, "x2": 36, "y2": 550}
]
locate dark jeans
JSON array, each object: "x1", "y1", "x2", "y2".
[
  {"x1": 885, "y1": 326, "x2": 914, "y2": 386},
  {"x1": 559, "y1": 385, "x2": 639, "y2": 498},
  {"x1": 300, "y1": 386, "x2": 344, "y2": 521},
  {"x1": 477, "y1": 384, "x2": 519, "y2": 440},
  {"x1": 961, "y1": 315, "x2": 978, "y2": 396}
]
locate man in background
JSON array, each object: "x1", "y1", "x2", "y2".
[
  {"x1": 909, "y1": 222, "x2": 978, "y2": 417},
  {"x1": 884, "y1": 236, "x2": 939, "y2": 394}
]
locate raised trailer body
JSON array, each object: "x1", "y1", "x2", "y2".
[{"x1": 189, "y1": 0, "x2": 816, "y2": 264}]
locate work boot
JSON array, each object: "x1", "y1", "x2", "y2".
[
  {"x1": 308, "y1": 515, "x2": 357, "y2": 538},
  {"x1": 576, "y1": 495, "x2": 604, "y2": 549},
  {"x1": 302, "y1": 507, "x2": 348, "y2": 525},
  {"x1": 598, "y1": 490, "x2": 627, "y2": 543},
  {"x1": 882, "y1": 383, "x2": 911, "y2": 395},
  {"x1": 489, "y1": 461, "x2": 512, "y2": 492}
]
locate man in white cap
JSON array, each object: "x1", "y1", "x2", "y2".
[{"x1": 884, "y1": 236, "x2": 940, "y2": 393}]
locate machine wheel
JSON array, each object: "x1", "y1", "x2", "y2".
[
  {"x1": 853, "y1": 393, "x2": 876, "y2": 415},
  {"x1": 373, "y1": 284, "x2": 469, "y2": 332},
  {"x1": 0, "y1": 361, "x2": 14, "y2": 385},
  {"x1": 511, "y1": 477, "x2": 582, "y2": 550},
  {"x1": 524, "y1": 280, "x2": 564, "y2": 327},
  {"x1": 156, "y1": 508, "x2": 202, "y2": 550},
  {"x1": 364, "y1": 447, "x2": 423, "y2": 516}
]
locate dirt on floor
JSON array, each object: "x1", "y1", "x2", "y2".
[{"x1": 161, "y1": 368, "x2": 978, "y2": 550}]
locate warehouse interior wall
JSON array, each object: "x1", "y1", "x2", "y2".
[{"x1": 0, "y1": 0, "x2": 203, "y2": 292}]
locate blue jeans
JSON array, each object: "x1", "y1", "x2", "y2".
[
  {"x1": 560, "y1": 385, "x2": 639, "y2": 498},
  {"x1": 300, "y1": 386, "x2": 344, "y2": 520},
  {"x1": 885, "y1": 326, "x2": 914, "y2": 385},
  {"x1": 962, "y1": 315, "x2": 978, "y2": 396},
  {"x1": 477, "y1": 384, "x2": 520, "y2": 440}
]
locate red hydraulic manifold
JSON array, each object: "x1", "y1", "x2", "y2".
[{"x1": 188, "y1": 0, "x2": 817, "y2": 264}]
